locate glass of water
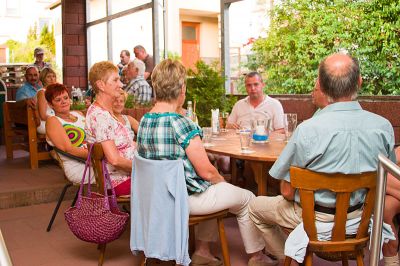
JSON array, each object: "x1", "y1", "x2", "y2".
[
  {"x1": 284, "y1": 113, "x2": 298, "y2": 142},
  {"x1": 239, "y1": 130, "x2": 252, "y2": 153},
  {"x1": 202, "y1": 127, "x2": 213, "y2": 147}
]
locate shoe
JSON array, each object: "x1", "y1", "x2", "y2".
[
  {"x1": 190, "y1": 254, "x2": 223, "y2": 266},
  {"x1": 247, "y1": 255, "x2": 278, "y2": 266}
]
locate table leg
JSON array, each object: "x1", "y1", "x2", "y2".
[{"x1": 250, "y1": 162, "x2": 268, "y2": 196}]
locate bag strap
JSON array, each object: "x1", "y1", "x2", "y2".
[
  {"x1": 101, "y1": 158, "x2": 119, "y2": 209},
  {"x1": 75, "y1": 144, "x2": 94, "y2": 208}
]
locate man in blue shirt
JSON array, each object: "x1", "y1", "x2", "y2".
[
  {"x1": 16, "y1": 66, "x2": 42, "y2": 108},
  {"x1": 248, "y1": 53, "x2": 396, "y2": 264}
]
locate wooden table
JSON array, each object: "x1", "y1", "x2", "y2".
[{"x1": 205, "y1": 129, "x2": 287, "y2": 196}]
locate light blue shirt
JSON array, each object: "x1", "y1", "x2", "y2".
[
  {"x1": 16, "y1": 82, "x2": 42, "y2": 101},
  {"x1": 270, "y1": 101, "x2": 396, "y2": 207}
]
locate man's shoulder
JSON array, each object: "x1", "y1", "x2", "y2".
[{"x1": 264, "y1": 95, "x2": 283, "y2": 108}]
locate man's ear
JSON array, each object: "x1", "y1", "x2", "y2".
[{"x1": 358, "y1": 75, "x2": 363, "y2": 89}]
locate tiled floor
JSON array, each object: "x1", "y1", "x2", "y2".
[{"x1": 0, "y1": 146, "x2": 382, "y2": 266}]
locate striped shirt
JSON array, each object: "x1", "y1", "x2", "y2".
[{"x1": 137, "y1": 112, "x2": 211, "y2": 194}]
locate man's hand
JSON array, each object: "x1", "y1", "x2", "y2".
[
  {"x1": 226, "y1": 122, "x2": 240, "y2": 129},
  {"x1": 26, "y1": 98, "x2": 37, "y2": 109},
  {"x1": 280, "y1": 180, "x2": 296, "y2": 201}
]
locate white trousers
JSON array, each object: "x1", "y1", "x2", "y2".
[{"x1": 189, "y1": 182, "x2": 265, "y2": 254}]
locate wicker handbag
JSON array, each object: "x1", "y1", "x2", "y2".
[{"x1": 64, "y1": 145, "x2": 129, "y2": 244}]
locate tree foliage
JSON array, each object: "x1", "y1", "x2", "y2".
[
  {"x1": 186, "y1": 61, "x2": 237, "y2": 127},
  {"x1": 249, "y1": 0, "x2": 400, "y2": 95},
  {"x1": 5, "y1": 23, "x2": 56, "y2": 65}
]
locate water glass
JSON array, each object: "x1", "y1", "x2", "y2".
[
  {"x1": 284, "y1": 113, "x2": 298, "y2": 142},
  {"x1": 202, "y1": 127, "x2": 212, "y2": 146},
  {"x1": 239, "y1": 130, "x2": 252, "y2": 153}
]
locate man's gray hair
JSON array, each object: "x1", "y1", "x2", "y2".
[
  {"x1": 130, "y1": 59, "x2": 145, "y2": 77},
  {"x1": 319, "y1": 55, "x2": 360, "y2": 101},
  {"x1": 134, "y1": 45, "x2": 146, "y2": 52},
  {"x1": 245, "y1": 71, "x2": 263, "y2": 82}
]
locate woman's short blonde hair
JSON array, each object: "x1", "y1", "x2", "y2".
[
  {"x1": 39, "y1": 67, "x2": 56, "y2": 87},
  {"x1": 151, "y1": 59, "x2": 186, "y2": 102},
  {"x1": 88, "y1": 61, "x2": 118, "y2": 94}
]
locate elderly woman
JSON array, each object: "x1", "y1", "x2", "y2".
[
  {"x1": 36, "y1": 67, "x2": 57, "y2": 134},
  {"x1": 45, "y1": 83, "x2": 93, "y2": 184},
  {"x1": 112, "y1": 90, "x2": 139, "y2": 140},
  {"x1": 136, "y1": 59, "x2": 272, "y2": 266},
  {"x1": 85, "y1": 61, "x2": 135, "y2": 196}
]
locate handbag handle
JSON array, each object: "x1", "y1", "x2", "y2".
[{"x1": 75, "y1": 144, "x2": 94, "y2": 208}]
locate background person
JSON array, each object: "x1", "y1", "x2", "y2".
[
  {"x1": 117, "y1": 49, "x2": 131, "y2": 76},
  {"x1": 112, "y1": 90, "x2": 139, "y2": 141},
  {"x1": 33, "y1": 47, "x2": 51, "y2": 72},
  {"x1": 16, "y1": 65, "x2": 42, "y2": 109},
  {"x1": 124, "y1": 59, "x2": 152, "y2": 104},
  {"x1": 136, "y1": 59, "x2": 274, "y2": 266},
  {"x1": 86, "y1": 61, "x2": 135, "y2": 196},
  {"x1": 133, "y1": 45, "x2": 154, "y2": 81},
  {"x1": 36, "y1": 67, "x2": 57, "y2": 134},
  {"x1": 45, "y1": 83, "x2": 94, "y2": 184}
]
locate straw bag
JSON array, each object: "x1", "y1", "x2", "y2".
[{"x1": 64, "y1": 145, "x2": 129, "y2": 244}]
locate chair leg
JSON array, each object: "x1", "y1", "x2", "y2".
[
  {"x1": 356, "y1": 250, "x2": 364, "y2": 266},
  {"x1": 217, "y1": 217, "x2": 231, "y2": 266},
  {"x1": 341, "y1": 252, "x2": 349, "y2": 266},
  {"x1": 98, "y1": 243, "x2": 106, "y2": 266},
  {"x1": 71, "y1": 188, "x2": 79, "y2": 207},
  {"x1": 304, "y1": 252, "x2": 313, "y2": 266},
  {"x1": 284, "y1": 256, "x2": 292, "y2": 266},
  {"x1": 46, "y1": 183, "x2": 73, "y2": 232},
  {"x1": 189, "y1": 225, "x2": 195, "y2": 255}
]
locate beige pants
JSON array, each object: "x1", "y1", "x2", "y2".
[
  {"x1": 249, "y1": 195, "x2": 363, "y2": 260},
  {"x1": 189, "y1": 182, "x2": 265, "y2": 254}
]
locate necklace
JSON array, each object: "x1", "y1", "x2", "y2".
[
  {"x1": 57, "y1": 113, "x2": 78, "y2": 122},
  {"x1": 94, "y1": 100, "x2": 119, "y2": 121}
]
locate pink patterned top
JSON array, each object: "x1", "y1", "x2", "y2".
[{"x1": 85, "y1": 104, "x2": 135, "y2": 187}]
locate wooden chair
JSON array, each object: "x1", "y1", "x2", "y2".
[
  {"x1": 284, "y1": 167, "x2": 376, "y2": 266},
  {"x1": 90, "y1": 143, "x2": 130, "y2": 266},
  {"x1": 3, "y1": 100, "x2": 51, "y2": 169}
]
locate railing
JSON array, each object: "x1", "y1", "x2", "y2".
[
  {"x1": 0, "y1": 229, "x2": 12, "y2": 266},
  {"x1": 370, "y1": 154, "x2": 400, "y2": 266}
]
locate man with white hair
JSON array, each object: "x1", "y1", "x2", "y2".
[{"x1": 124, "y1": 59, "x2": 152, "y2": 104}]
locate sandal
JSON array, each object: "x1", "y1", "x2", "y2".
[{"x1": 190, "y1": 254, "x2": 223, "y2": 266}]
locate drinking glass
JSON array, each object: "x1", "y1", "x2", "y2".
[
  {"x1": 220, "y1": 112, "x2": 229, "y2": 132},
  {"x1": 202, "y1": 127, "x2": 213, "y2": 147},
  {"x1": 284, "y1": 113, "x2": 298, "y2": 142},
  {"x1": 239, "y1": 130, "x2": 252, "y2": 153}
]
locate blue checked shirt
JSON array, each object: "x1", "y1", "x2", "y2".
[
  {"x1": 125, "y1": 76, "x2": 152, "y2": 104},
  {"x1": 270, "y1": 101, "x2": 396, "y2": 207},
  {"x1": 137, "y1": 112, "x2": 211, "y2": 194}
]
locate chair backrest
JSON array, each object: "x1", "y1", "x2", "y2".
[
  {"x1": 289, "y1": 166, "x2": 376, "y2": 242},
  {"x1": 3, "y1": 100, "x2": 49, "y2": 169},
  {"x1": 91, "y1": 143, "x2": 105, "y2": 193}
]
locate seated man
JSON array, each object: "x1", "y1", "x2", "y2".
[
  {"x1": 124, "y1": 59, "x2": 152, "y2": 104},
  {"x1": 248, "y1": 53, "x2": 396, "y2": 264},
  {"x1": 216, "y1": 71, "x2": 285, "y2": 176},
  {"x1": 117, "y1": 49, "x2": 131, "y2": 77},
  {"x1": 16, "y1": 65, "x2": 42, "y2": 109}
]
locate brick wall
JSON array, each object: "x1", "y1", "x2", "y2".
[{"x1": 62, "y1": 0, "x2": 87, "y2": 90}]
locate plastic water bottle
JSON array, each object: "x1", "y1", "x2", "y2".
[
  {"x1": 71, "y1": 86, "x2": 78, "y2": 103},
  {"x1": 186, "y1": 101, "x2": 193, "y2": 120},
  {"x1": 76, "y1": 87, "x2": 83, "y2": 103}
]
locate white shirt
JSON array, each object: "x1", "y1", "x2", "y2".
[{"x1": 228, "y1": 95, "x2": 284, "y2": 130}]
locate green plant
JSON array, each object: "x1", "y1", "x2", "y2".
[
  {"x1": 250, "y1": 0, "x2": 400, "y2": 95},
  {"x1": 186, "y1": 60, "x2": 236, "y2": 127},
  {"x1": 124, "y1": 94, "x2": 135, "y2": 109}
]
